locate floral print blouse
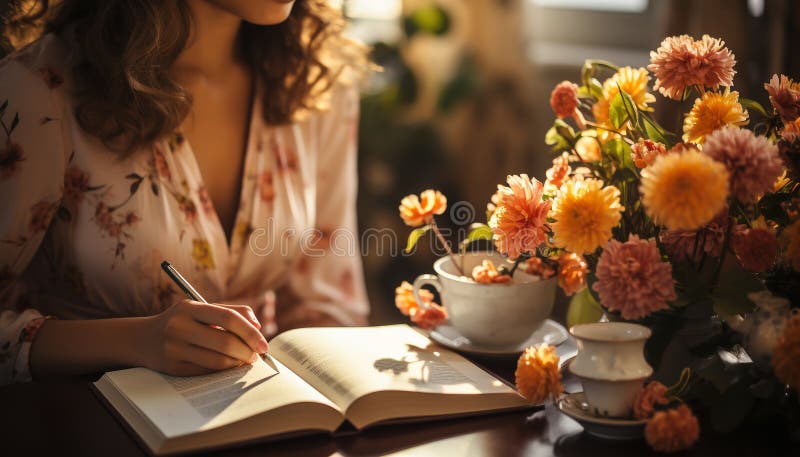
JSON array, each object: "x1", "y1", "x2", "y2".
[{"x1": 0, "y1": 35, "x2": 369, "y2": 384}]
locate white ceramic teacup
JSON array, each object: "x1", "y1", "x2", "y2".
[
  {"x1": 569, "y1": 322, "x2": 653, "y2": 418},
  {"x1": 412, "y1": 252, "x2": 556, "y2": 348}
]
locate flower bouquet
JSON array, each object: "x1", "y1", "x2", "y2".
[{"x1": 395, "y1": 34, "x2": 800, "y2": 451}]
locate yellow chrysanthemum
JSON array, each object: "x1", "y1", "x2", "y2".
[
  {"x1": 515, "y1": 344, "x2": 563, "y2": 404},
  {"x1": 640, "y1": 148, "x2": 729, "y2": 230},
  {"x1": 603, "y1": 66, "x2": 657, "y2": 110},
  {"x1": 683, "y1": 89, "x2": 748, "y2": 144},
  {"x1": 591, "y1": 97, "x2": 618, "y2": 143},
  {"x1": 550, "y1": 178, "x2": 624, "y2": 254}
]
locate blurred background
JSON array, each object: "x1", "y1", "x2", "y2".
[{"x1": 342, "y1": 0, "x2": 800, "y2": 324}]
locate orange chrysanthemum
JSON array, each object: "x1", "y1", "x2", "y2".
[
  {"x1": 399, "y1": 190, "x2": 447, "y2": 227},
  {"x1": 557, "y1": 252, "x2": 587, "y2": 296},
  {"x1": 591, "y1": 97, "x2": 618, "y2": 143},
  {"x1": 645, "y1": 405, "x2": 700, "y2": 453},
  {"x1": 773, "y1": 313, "x2": 800, "y2": 392},
  {"x1": 648, "y1": 34, "x2": 736, "y2": 100},
  {"x1": 550, "y1": 177, "x2": 624, "y2": 254},
  {"x1": 765, "y1": 74, "x2": 800, "y2": 121},
  {"x1": 515, "y1": 344, "x2": 564, "y2": 404},
  {"x1": 410, "y1": 303, "x2": 448, "y2": 330},
  {"x1": 633, "y1": 381, "x2": 670, "y2": 420},
  {"x1": 683, "y1": 89, "x2": 748, "y2": 144},
  {"x1": 603, "y1": 66, "x2": 656, "y2": 110},
  {"x1": 471, "y1": 260, "x2": 512, "y2": 284},
  {"x1": 640, "y1": 148, "x2": 729, "y2": 230},
  {"x1": 488, "y1": 174, "x2": 552, "y2": 259}
]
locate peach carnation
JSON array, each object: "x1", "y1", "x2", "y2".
[
  {"x1": 648, "y1": 34, "x2": 736, "y2": 100},
  {"x1": 634, "y1": 381, "x2": 670, "y2": 420},
  {"x1": 557, "y1": 252, "x2": 587, "y2": 296},
  {"x1": 545, "y1": 152, "x2": 572, "y2": 193},
  {"x1": 640, "y1": 147, "x2": 729, "y2": 230},
  {"x1": 683, "y1": 89, "x2": 748, "y2": 144},
  {"x1": 523, "y1": 257, "x2": 557, "y2": 279},
  {"x1": 410, "y1": 303, "x2": 448, "y2": 330},
  {"x1": 472, "y1": 260, "x2": 512, "y2": 284},
  {"x1": 550, "y1": 81, "x2": 580, "y2": 119},
  {"x1": 550, "y1": 177, "x2": 624, "y2": 255},
  {"x1": 399, "y1": 189, "x2": 447, "y2": 227},
  {"x1": 702, "y1": 127, "x2": 783, "y2": 203},
  {"x1": 592, "y1": 235, "x2": 677, "y2": 320},
  {"x1": 765, "y1": 74, "x2": 800, "y2": 121},
  {"x1": 645, "y1": 405, "x2": 700, "y2": 453},
  {"x1": 488, "y1": 174, "x2": 551, "y2": 260},
  {"x1": 515, "y1": 344, "x2": 564, "y2": 404},
  {"x1": 732, "y1": 226, "x2": 778, "y2": 273},
  {"x1": 395, "y1": 281, "x2": 435, "y2": 316},
  {"x1": 631, "y1": 139, "x2": 668, "y2": 168},
  {"x1": 773, "y1": 313, "x2": 800, "y2": 392}
]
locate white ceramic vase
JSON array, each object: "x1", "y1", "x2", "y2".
[{"x1": 569, "y1": 322, "x2": 653, "y2": 418}]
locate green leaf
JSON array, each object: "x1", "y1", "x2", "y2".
[
  {"x1": 567, "y1": 287, "x2": 604, "y2": 328},
  {"x1": 609, "y1": 92, "x2": 628, "y2": 129},
  {"x1": 740, "y1": 97, "x2": 768, "y2": 117},
  {"x1": 405, "y1": 225, "x2": 431, "y2": 253},
  {"x1": 617, "y1": 88, "x2": 639, "y2": 131},
  {"x1": 712, "y1": 260, "x2": 763, "y2": 316},
  {"x1": 465, "y1": 224, "x2": 493, "y2": 243},
  {"x1": 602, "y1": 138, "x2": 635, "y2": 170},
  {"x1": 545, "y1": 119, "x2": 575, "y2": 153},
  {"x1": 642, "y1": 114, "x2": 669, "y2": 145}
]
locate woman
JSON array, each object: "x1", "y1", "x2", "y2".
[{"x1": 0, "y1": 0, "x2": 370, "y2": 384}]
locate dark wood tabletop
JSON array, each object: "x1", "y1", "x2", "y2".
[{"x1": 1, "y1": 348, "x2": 798, "y2": 456}]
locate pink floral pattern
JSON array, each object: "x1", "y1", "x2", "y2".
[{"x1": 0, "y1": 35, "x2": 368, "y2": 384}]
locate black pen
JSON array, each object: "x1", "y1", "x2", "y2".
[{"x1": 160, "y1": 261, "x2": 279, "y2": 373}]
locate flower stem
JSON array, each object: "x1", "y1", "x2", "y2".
[
  {"x1": 431, "y1": 222, "x2": 464, "y2": 276},
  {"x1": 508, "y1": 253, "x2": 532, "y2": 277}
]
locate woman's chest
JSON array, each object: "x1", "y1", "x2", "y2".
[{"x1": 35, "y1": 122, "x2": 318, "y2": 316}]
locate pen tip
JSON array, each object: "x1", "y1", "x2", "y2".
[{"x1": 161, "y1": 261, "x2": 170, "y2": 269}]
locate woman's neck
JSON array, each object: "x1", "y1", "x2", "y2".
[{"x1": 173, "y1": 0, "x2": 244, "y2": 81}]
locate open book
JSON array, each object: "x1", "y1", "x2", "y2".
[{"x1": 93, "y1": 324, "x2": 531, "y2": 455}]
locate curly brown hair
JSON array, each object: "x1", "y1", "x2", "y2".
[{"x1": 2, "y1": 0, "x2": 368, "y2": 152}]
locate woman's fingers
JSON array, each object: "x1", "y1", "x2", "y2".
[
  {"x1": 175, "y1": 343, "x2": 250, "y2": 371},
  {"x1": 182, "y1": 320, "x2": 258, "y2": 363},
  {"x1": 190, "y1": 303, "x2": 269, "y2": 354},
  {"x1": 220, "y1": 304, "x2": 261, "y2": 330}
]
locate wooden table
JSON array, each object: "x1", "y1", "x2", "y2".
[{"x1": 1, "y1": 351, "x2": 798, "y2": 456}]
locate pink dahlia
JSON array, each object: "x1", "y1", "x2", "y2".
[
  {"x1": 648, "y1": 34, "x2": 736, "y2": 100},
  {"x1": 661, "y1": 211, "x2": 728, "y2": 263},
  {"x1": 732, "y1": 226, "x2": 778, "y2": 273},
  {"x1": 592, "y1": 235, "x2": 677, "y2": 320},
  {"x1": 702, "y1": 127, "x2": 783, "y2": 203},
  {"x1": 488, "y1": 174, "x2": 551, "y2": 260},
  {"x1": 550, "y1": 81, "x2": 580, "y2": 119},
  {"x1": 631, "y1": 139, "x2": 668, "y2": 168},
  {"x1": 765, "y1": 74, "x2": 800, "y2": 122}
]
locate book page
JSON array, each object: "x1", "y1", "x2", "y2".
[
  {"x1": 105, "y1": 357, "x2": 341, "y2": 439},
  {"x1": 269, "y1": 325, "x2": 517, "y2": 411}
]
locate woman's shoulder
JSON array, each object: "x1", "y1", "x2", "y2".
[{"x1": 0, "y1": 34, "x2": 71, "y2": 97}]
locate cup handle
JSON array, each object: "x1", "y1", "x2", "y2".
[{"x1": 412, "y1": 274, "x2": 442, "y2": 309}]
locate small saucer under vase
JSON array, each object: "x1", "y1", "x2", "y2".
[{"x1": 557, "y1": 392, "x2": 646, "y2": 441}]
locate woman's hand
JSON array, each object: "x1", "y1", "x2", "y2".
[{"x1": 141, "y1": 300, "x2": 269, "y2": 376}]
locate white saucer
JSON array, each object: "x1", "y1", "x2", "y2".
[
  {"x1": 429, "y1": 319, "x2": 568, "y2": 355},
  {"x1": 557, "y1": 392, "x2": 646, "y2": 441}
]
